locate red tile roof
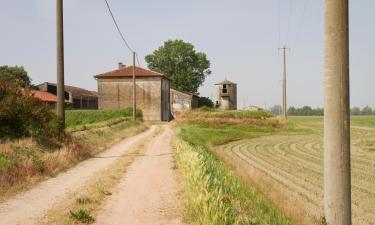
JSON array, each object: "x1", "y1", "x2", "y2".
[
  {"x1": 94, "y1": 66, "x2": 166, "y2": 79},
  {"x1": 31, "y1": 90, "x2": 69, "y2": 103}
]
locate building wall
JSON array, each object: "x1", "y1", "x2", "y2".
[
  {"x1": 161, "y1": 78, "x2": 171, "y2": 121},
  {"x1": 170, "y1": 88, "x2": 194, "y2": 115},
  {"x1": 215, "y1": 84, "x2": 237, "y2": 110},
  {"x1": 97, "y1": 77, "x2": 163, "y2": 121}
]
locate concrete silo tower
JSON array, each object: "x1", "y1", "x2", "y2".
[{"x1": 215, "y1": 79, "x2": 237, "y2": 110}]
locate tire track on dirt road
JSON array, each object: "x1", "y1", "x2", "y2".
[
  {"x1": 0, "y1": 126, "x2": 156, "y2": 225},
  {"x1": 94, "y1": 125, "x2": 182, "y2": 225}
]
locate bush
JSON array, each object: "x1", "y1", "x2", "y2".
[
  {"x1": 0, "y1": 77, "x2": 59, "y2": 138},
  {"x1": 198, "y1": 96, "x2": 214, "y2": 108}
]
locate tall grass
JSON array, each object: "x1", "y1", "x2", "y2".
[{"x1": 175, "y1": 139, "x2": 295, "y2": 225}]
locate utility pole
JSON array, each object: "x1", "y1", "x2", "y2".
[
  {"x1": 56, "y1": 0, "x2": 65, "y2": 131},
  {"x1": 323, "y1": 0, "x2": 351, "y2": 224},
  {"x1": 278, "y1": 46, "x2": 289, "y2": 119},
  {"x1": 132, "y1": 52, "x2": 136, "y2": 121}
]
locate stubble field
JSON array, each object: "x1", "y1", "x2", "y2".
[{"x1": 216, "y1": 116, "x2": 375, "y2": 225}]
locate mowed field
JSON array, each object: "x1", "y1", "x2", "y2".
[{"x1": 217, "y1": 116, "x2": 375, "y2": 225}]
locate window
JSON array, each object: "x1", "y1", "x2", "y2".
[{"x1": 222, "y1": 84, "x2": 227, "y2": 94}]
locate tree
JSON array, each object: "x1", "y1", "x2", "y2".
[
  {"x1": 0, "y1": 76, "x2": 58, "y2": 138},
  {"x1": 351, "y1": 107, "x2": 361, "y2": 115},
  {"x1": 361, "y1": 106, "x2": 373, "y2": 115},
  {"x1": 145, "y1": 40, "x2": 211, "y2": 93},
  {"x1": 0, "y1": 65, "x2": 32, "y2": 87},
  {"x1": 198, "y1": 96, "x2": 214, "y2": 108}
]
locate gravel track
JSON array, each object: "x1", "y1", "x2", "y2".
[
  {"x1": 0, "y1": 126, "x2": 156, "y2": 225},
  {"x1": 94, "y1": 125, "x2": 182, "y2": 225}
]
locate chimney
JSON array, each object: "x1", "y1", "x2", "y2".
[{"x1": 118, "y1": 62, "x2": 126, "y2": 69}]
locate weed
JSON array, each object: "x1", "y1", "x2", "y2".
[
  {"x1": 76, "y1": 197, "x2": 92, "y2": 205},
  {"x1": 69, "y1": 209, "x2": 95, "y2": 224}
]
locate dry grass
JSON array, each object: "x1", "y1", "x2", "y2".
[
  {"x1": 0, "y1": 121, "x2": 148, "y2": 201},
  {"x1": 37, "y1": 126, "x2": 162, "y2": 225}
]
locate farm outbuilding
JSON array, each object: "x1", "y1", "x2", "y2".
[
  {"x1": 215, "y1": 79, "x2": 237, "y2": 110},
  {"x1": 37, "y1": 82, "x2": 98, "y2": 109},
  {"x1": 94, "y1": 63, "x2": 171, "y2": 121},
  {"x1": 170, "y1": 87, "x2": 199, "y2": 116}
]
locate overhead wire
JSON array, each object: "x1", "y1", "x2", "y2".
[
  {"x1": 293, "y1": 0, "x2": 311, "y2": 47},
  {"x1": 104, "y1": 0, "x2": 135, "y2": 54}
]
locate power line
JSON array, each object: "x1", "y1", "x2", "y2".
[
  {"x1": 285, "y1": 0, "x2": 294, "y2": 46},
  {"x1": 104, "y1": 0, "x2": 135, "y2": 53}
]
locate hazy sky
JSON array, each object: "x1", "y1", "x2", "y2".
[{"x1": 0, "y1": 0, "x2": 373, "y2": 108}]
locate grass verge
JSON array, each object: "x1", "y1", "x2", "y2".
[
  {"x1": 37, "y1": 126, "x2": 162, "y2": 225},
  {"x1": 175, "y1": 138, "x2": 295, "y2": 225}
]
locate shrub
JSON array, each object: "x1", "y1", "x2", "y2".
[
  {"x1": 198, "y1": 96, "x2": 214, "y2": 108},
  {"x1": 0, "y1": 77, "x2": 59, "y2": 138}
]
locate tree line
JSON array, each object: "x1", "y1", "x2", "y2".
[{"x1": 269, "y1": 105, "x2": 375, "y2": 116}]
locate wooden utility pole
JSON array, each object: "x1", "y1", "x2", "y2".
[
  {"x1": 279, "y1": 46, "x2": 289, "y2": 119},
  {"x1": 56, "y1": 0, "x2": 65, "y2": 130},
  {"x1": 132, "y1": 52, "x2": 136, "y2": 121},
  {"x1": 323, "y1": 0, "x2": 351, "y2": 224}
]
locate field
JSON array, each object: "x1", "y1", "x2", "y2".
[
  {"x1": 216, "y1": 116, "x2": 375, "y2": 224},
  {"x1": 66, "y1": 108, "x2": 142, "y2": 131}
]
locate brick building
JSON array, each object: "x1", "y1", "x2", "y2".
[{"x1": 94, "y1": 63, "x2": 171, "y2": 121}]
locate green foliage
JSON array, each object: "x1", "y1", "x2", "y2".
[
  {"x1": 351, "y1": 107, "x2": 361, "y2": 115},
  {"x1": 198, "y1": 96, "x2": 214, "y2": 108},
  {"x1": 66, "y1": 108, "x2": 142, "y2": 130},
  {"x1": 287, "y1": 106, "x2": 324, "y2": 116},
  {"x1": 145, "y1": 39, "x2": 211, "y2": 93},
  {"x1": 0, "y1": 65, "x2": 32, "y2": 88},
  {"x1": 0, "y1": 77, "x2": 59, "y2": 138},
  {"x1": 69, "y1": 209, "x2": 95, "y2": 224},
  {"x1": 360, "y1": 106, "x2": 373, "y2": 115}
]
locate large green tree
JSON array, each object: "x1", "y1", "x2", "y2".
[
  {"x1": 145, "y1": 40, "x2": 211, "y2": 93},
  {"x1": 0, "y1": 65, "x2": 31, "y2": 87}
]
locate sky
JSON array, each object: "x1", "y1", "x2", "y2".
[{"x1": 0, "y1": 0, "x2": 374, "y2": 109}]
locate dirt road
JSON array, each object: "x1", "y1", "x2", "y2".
[
  {"x1": 94, "y1": 125, "x2": 182, "y2": 225},
  {"x1": 0, "y1": 126, "x2": 156, "y2": 225}
]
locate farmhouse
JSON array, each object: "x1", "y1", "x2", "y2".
[
  {"x1": 37, "y1": 82, "x2": 98, "y2": 109},
  {"x1": 94, "y1": 63, "x2": 171, "y2": 121},
  {"x1": 170, "y1": 87, "x2": 199, "y2": 116}
]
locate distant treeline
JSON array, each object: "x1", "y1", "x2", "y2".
[{"x1": 269, "y1": 105, "x2": 375, "y2": 116}]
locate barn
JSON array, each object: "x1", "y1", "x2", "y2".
[
  {"x1": 94, "y1": 63, "x2": 171, "y2": 121},
  {"x1": 37, "y1": 82, "x2": 98, "y2": 109}
]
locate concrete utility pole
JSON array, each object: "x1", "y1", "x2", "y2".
[
  {"x1": 279, "y1": 46, "x2": 289, "y2": 119},
  {"x1": 132, "y1": 52, "x2": 136, "y2": 121},
  {"x1": 56, "y1": 0, "x2": 65, "y2": 130},
  {"x1": 323, "y1": 0, "x2": 351, "y2": 224}
]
